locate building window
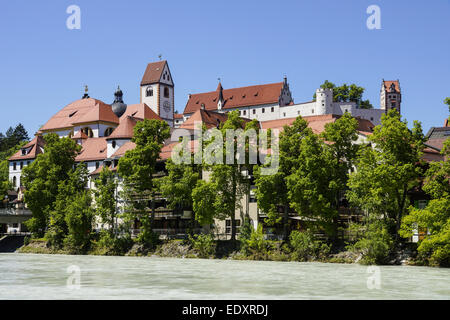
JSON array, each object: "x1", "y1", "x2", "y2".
[
  {"x1": 112, "y1": 140, "x2": 116, "y2": 149},
  {"x1": 311, "y1": 109, "x2": 314, "y2": 114},
  {"x1": 27, "y1": 161, "x2": 30, "y2": 166},
  {"x1": 271, "y1": 107, "x2": 274, "y2": 112},
  {"x1": 96, "y1": 162, "x2": 100, "y2": 170},
  {"x1": 82, "y1": 127, "x2": 94, "y2": 138},
  {"x1": 391, "y1": 102, "x2": 396, "y2": 107},
  {"x1": 253, "y1": 109, "x2": 256, "y2": 115},
  {"x1": 12, "y1": 176, "x2": 16, "y2": 187},
  {"x1": 225, "y1": 219, "x2": 241, "y2": 234},
  {"x1": 283, "y1": 112, "x2": 286, "y2": 117},
  {"x1": 164, "y1": 86, "x2": 170, "y2": 98},
  {"x1": 104, "y1": 127, "x2": 115, "y2": 137},
  {"x1": 146, "y1": 87, "x2": 153, "y2": 97},
  {"x1": 21, "y1": 149, "x2": 27, "y2": 156},
  {"x1": 20, "y1": 162, "x2": 23, "y2": 170},
  {"x1": 243, "y1": 110, "x2": 246, "y2": 115},
  {"x1": 13, "y1": 162, "x2": 16, "y2": 171},
  {"x1": 262, "y1": 108, "x2": 265, "y2": 113}
]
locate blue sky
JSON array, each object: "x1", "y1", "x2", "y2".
[{"x1": 1, "y1": 0, "x2": 449, "y2": 136}]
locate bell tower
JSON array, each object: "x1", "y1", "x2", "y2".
[
  {"x1": 140, "y1": 60, "x2": 174, "y2": 126},
  {"x1": 380, "y1": 79, "x2": 401, "y2": 114}
]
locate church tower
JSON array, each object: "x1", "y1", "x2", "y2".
[
  {"x1": 140, "y1": 60, "x2": 174, "y2": 127},
  {"x1": 380, "y1": 79, "x2": 401, "y2": 114}
]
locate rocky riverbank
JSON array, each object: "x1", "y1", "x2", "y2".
[{"x1": 17, "y1": 238, "x2": 419, "y2": 266}]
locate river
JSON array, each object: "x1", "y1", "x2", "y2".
[{"x1": 0, "y1": 253, "x2": 449, "y2": 299}]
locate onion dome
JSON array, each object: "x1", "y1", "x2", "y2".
[{"x1": 111, "y1": 86, "x2": 127, "y2": 117}]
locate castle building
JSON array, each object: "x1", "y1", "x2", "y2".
[{"x1": 182, "y1": 78, "x2": 401, "y2": 126}]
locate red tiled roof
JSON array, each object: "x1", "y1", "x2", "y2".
[
  {"x1": 183, "y1": 82, "x2": 283, "y2": 114},
  {"x1": 89, "y1": 165, "x2": 104, "y2": 176},
  {"x1": 160, "y1": 140, "x2": 198, "y2": 161},
  {"x1": 110, "y1": 141, "x2": 136, "y2": 158},
  {"x1": 140, "y1": 60, "x2": 167, "y2": 86},
  {"x1": 40, "y1": 98, "x2": 115, "y2": 131},
  {"x1": 426, "y1": 138, "x2": 447, "y2": 151},
  {"x1": 75, "y1": 137, "x2": 108, "y2": 162},
  {"x1": 121, "y1": 103, "x2": 162, "y2": 121},
  {"x1": 9, "y1": 136, "x2": 45, "y2": 161},
  {"x1": 383, "y1": 80, "x2": 400, "y2": 93},
  {"x1": 107, "y1": 116, "x2": 138, "y2": 140},
  {"x1": 72, "y1": 101, "x2": 119, "y2": 125},
  {"x1": 71, "y1": 131, "x2": 88, "y2": 140},
  {"x1": 180, "y1": 109, "x2": 230, "y2": 130}
]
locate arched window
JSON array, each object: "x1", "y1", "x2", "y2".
[
  {"x1": 112, "y1": 140, "x2": 116, "y2": 149},
  {"x1": 146, "y1": 87, "x2": 153, "y2": 97},
  {"x1": 12, "y1": 176, "x2": 17, "y2": 188},
  {"x1": 81, "y1": 127, "x2": 94, "y2": 138},
  {"x1": 164, "y1": 86, "x2": 169, "y2": 98},
  {"x1": 104, "y1": 127, "x2": 115, "y2": 137}
]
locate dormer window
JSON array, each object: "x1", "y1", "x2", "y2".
[
  {"x1": 21, "y1": 149, "x2": 27, "y2": 155},
  {"x1": 146, "y1": 87, "x2": 153, "y2": 97}
]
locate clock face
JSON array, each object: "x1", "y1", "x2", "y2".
[{"x1": 163, "y1": 101, "x2": 171, "y2": 112}]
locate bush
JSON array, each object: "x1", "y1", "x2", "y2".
[
  {"x1": 289, "y1": 230, "x2": 330, "y2": 261},
  {"x1": 188, "y1": 234, "x2": 216, "y2": 258},
  {"x1": 91, "y1": 231, "x2": 133, "y2": 256},
  {"x1": 349, "y1": 221, "x2": 393, "y2": 265},
  {"x1": 239, "y1": 224, "x2": 272, "y2": 259}
]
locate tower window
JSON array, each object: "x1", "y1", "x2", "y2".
[
  {"x1": 164, "y1": 86, "x2": 170, "y2": 98},
  {"x1": 146, "y1": 87, "x2": 153, "y2": 97},
  {"x1": 271, "y1": 107, "x2": 274, "y2": 112},
  {"x1": 20, "y1": 162, "x2": 23, "y2": 170},
  {"x1": 253, "y1": 109, "x2": 256, "y2": 115},
  {"x1": 112, "y1": 140, "x2": 116, "y2": 149},
  {"x1": 262, "y1": 108, "x2": 265, "y2": 113},
  {"x1": 243, "y1": 110, "x2": 246, "y2": 115},
  {"x1": 13, "y1": 163, "x2": 16, "y2": 170},
  {"x1": 391, "y1": 102, "x2": 396, "y2": 107},
  {"x1": 12, "y1": 176, "x2": 17, "y2": 188}
]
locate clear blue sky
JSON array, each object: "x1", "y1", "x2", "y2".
[{"x1": 1, "y1": 0, "x2": 449, "y2": 136}]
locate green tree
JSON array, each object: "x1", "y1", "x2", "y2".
[
  {"x1": 118, "y1": 119, "x2": 170, "y2": 246},
  {"x1": 400, "y1": 139, "x2": 450, "y2": 266},
  {"x1": 21, "y1": 134, "x2": 81, "y2": 237},
  {"x1": 347, "y1": 109, "x2": 426, "y2": 237},
  {"x1": 254, "y1": 116, "x2": 311, "y2": 240},
  {"x1": 286, "y1": 130, "x2": 337, "y2": 236},
  {"x1": 94, "y1": 167, "x2": 118, "y2": 235},
  {"x1": 64, "y1": 189, "x2": 94, "y2": 253},
  {"x1": 320, "y1": 112, "x2": 360, "y2": 238},
  {"x1": 45, "y1": 164, "x2": 90, "y2": 248},
  {"x1": 159, "y1": 157, "x2": 201, "y2": 233},
  {"x1": 444, "y1": 97, "x2": 450, "y2": 114}
]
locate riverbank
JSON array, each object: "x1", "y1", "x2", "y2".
[{"x1": 17, "y1": 238, "x2": 420, "y2": 266}]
